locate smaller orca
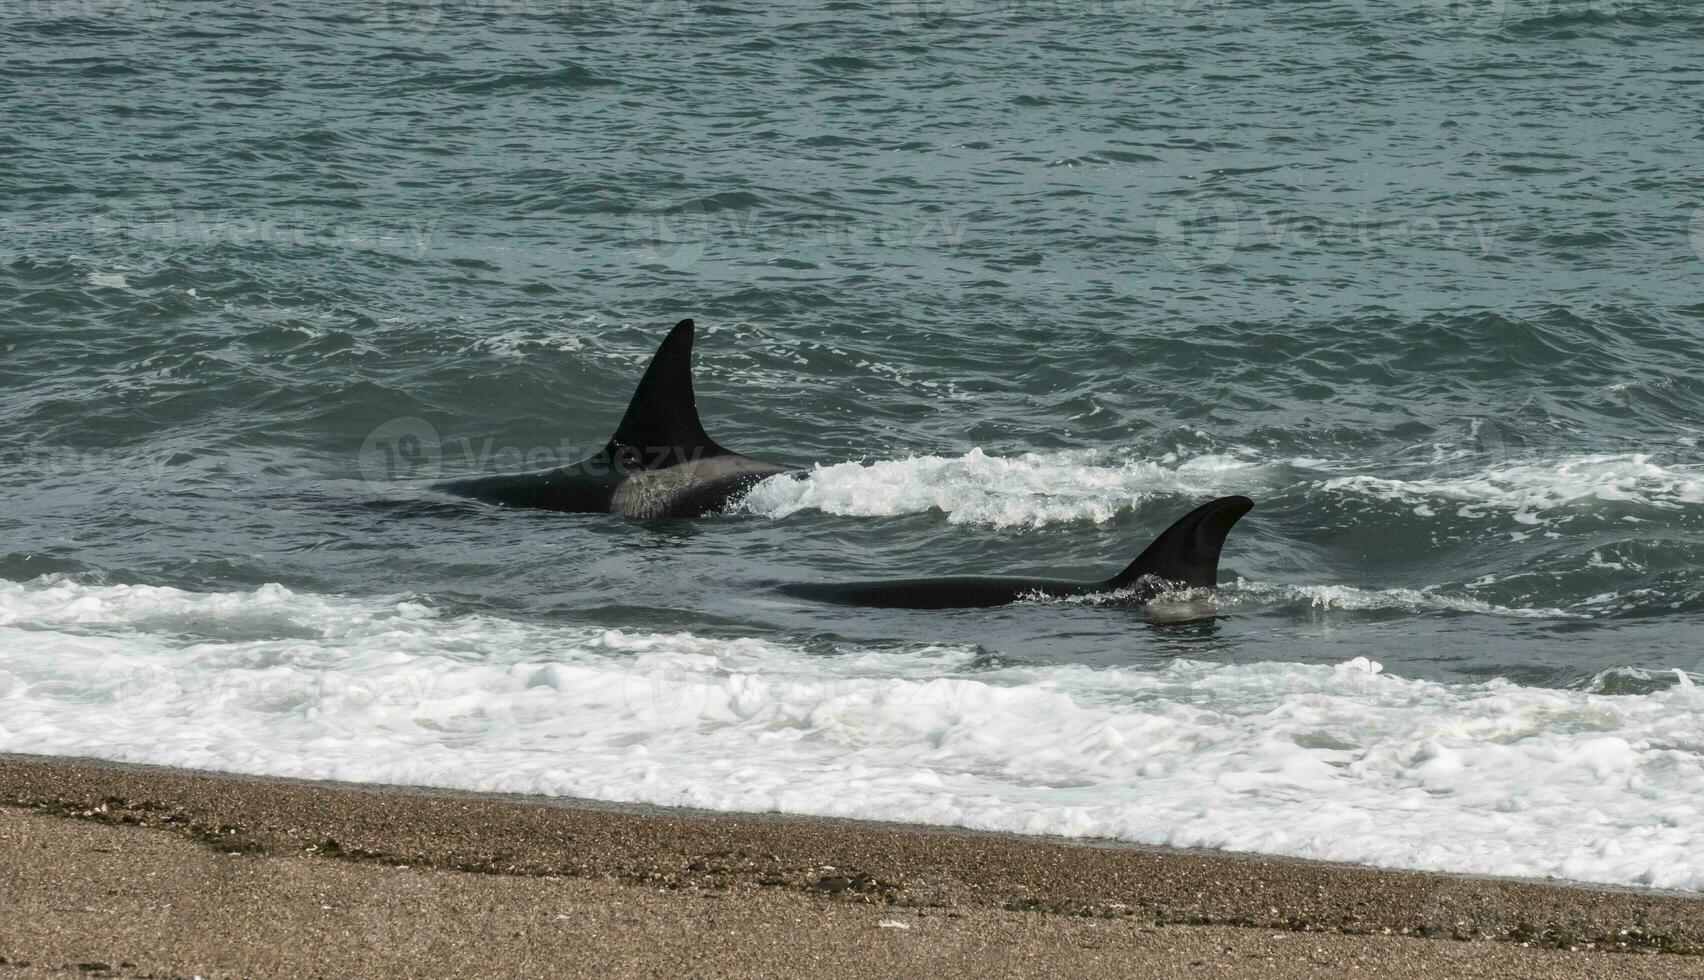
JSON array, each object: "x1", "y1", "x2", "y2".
[
  {"x1": 438, "y1": 318, "x2": 793, "y2": 518},
  {"x1": 777, "y1": 496, "x2": 1253, "y2": 609}
]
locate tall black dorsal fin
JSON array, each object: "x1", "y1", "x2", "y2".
[
  {"x1": 1109, "y1": 496, "x2": 1253, "y2": 590},
  {"x1": 606, "y1": 319, "x2": 728, "y2": 463}
]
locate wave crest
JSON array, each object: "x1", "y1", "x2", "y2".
[{"x1": 737, "y1": 448, "x2": 1264, "y2": 526}]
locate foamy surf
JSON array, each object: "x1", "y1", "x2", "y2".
[
  {"x1": 732, "y1": 449, "x2": 1704, "y2": 528},
  {"x1": 1037, "y1": 579, "x2": 1579, "y2": 620},
  {"x1": 736, "y1": 448, "x2": 1268, "y2": 526},
  {"x1": 1217, "y1": 580, "x2": 1584, "y2": 619},
  {"x1": 2, "y1": 577, "x2": 1701, "y2": 891},
  {"x1": 1320, "y1": 453, "x2": 1704, "y2": 523}
]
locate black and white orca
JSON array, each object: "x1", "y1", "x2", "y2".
[
  {"x1": 777, "y1": 496, "x2": 1253, "y2": 609},
  {"x1": 438, "y1": 319, "x2": 792, "y2": 518}
]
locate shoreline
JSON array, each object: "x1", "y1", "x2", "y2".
[
  {"x1": 2, "y1": 751, "x2": 1693, "y2": 905},
  {"x1": 2, "y1": 752, "x2": 1702, "y2": 976}
]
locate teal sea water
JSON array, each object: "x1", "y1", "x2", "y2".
[{"x1": 3, "y1": 1, "x2": 1704, "y2": 887}]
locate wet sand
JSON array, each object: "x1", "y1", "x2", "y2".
[{"x1": 1, "y1": 753, "x2": 1700, "y2": 978}]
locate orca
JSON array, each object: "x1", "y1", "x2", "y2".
[
  {"x1": 438, "y1": 319, "x2": 793, "y2": 518},
  {"x1": 777, "y1": 496, "x2": 1253, "y2": 609}
]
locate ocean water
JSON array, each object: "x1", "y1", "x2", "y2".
[{"x1": 3, "y1": 2, "x2": 1704, "y2": 889}]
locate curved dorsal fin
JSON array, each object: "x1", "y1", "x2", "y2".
[
  {"x1": 605, "y1": 319, "x2": 728, "y2": 465},
  {"x1": 1110, "y1": 496, "x2": 1253, "y2": 590}
]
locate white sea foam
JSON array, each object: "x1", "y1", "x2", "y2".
[
  {"x1": 2, "y1": 577, "x2": 1700, "y2": 890},
  {"x1": 1321, "y1": 454, "x2": 1704, "y2": 523},
  {"x1": 735, "y1": 448, "x2": 1704, "y2": 527},
  {"x1": 1216, "y1": 580, "x2": 1582, "y2": 619},
  {"x1": 1046, "y1": 580, "x2": 1578, "y2": 620},
  {"x1": 738, "y1": 448, "x2": 1267, "y2": 526},
  {"x1": 462, "y1": 324, "x2": 588, "y2": 357}
]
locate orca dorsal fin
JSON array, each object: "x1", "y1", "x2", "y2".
[
  {"x1": 1109, "y1": 496, "x2": 1253, "y2": 591},
  {"x1": 605, "y1": 318, "x2": 728, "y2": 465}
]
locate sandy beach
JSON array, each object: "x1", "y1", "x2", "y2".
[{"x1": 0, "y1": 753, "x2": 1699, "y2": 978}]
